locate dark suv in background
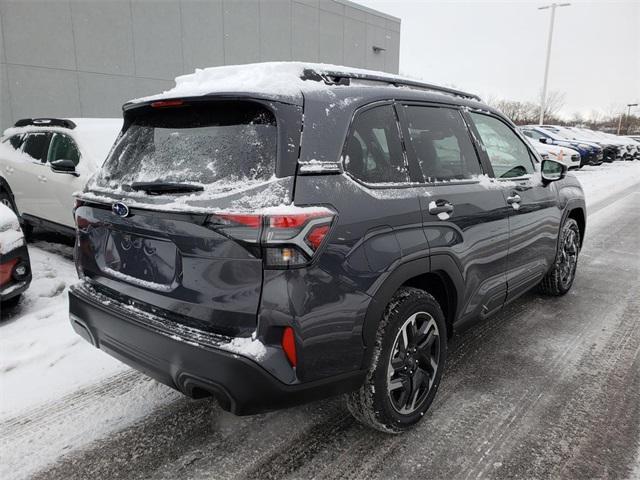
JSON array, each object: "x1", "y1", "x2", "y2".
[{"x1": 69, "y1": 63, "x2": 585, "y2": 433}]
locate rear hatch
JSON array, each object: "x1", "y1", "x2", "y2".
[{"x1": 75, "y1": 99, "x2": 300, "y2": 336}]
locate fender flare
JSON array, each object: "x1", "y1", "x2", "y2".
[
  {"x1": 559, "y1": 199, "x2": 586, "y2": 251},
  {"x1": 359, "y1": 253, "x2": 464, "y2": 369}
]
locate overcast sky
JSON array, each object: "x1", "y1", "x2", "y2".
[{"x1": 357, "y1": 0, "x2": 639, "y2": 119}]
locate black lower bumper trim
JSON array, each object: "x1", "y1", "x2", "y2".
[{"x1": 69, "y1": 285, "x2": 365, "y2": 415}]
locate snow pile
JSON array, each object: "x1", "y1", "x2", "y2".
[
  {"x1": 0, "y1": 245, "x2": 126, "y2": 418},
  {"x1": 132, "y1": 61, "x2": 416, "y2": 103},
  {"x1": 0, "y1": 204, "x2": 24, "y2": 255},
  {"x1": 220, "y1": 335, "x2": 268, "y2": 361}
]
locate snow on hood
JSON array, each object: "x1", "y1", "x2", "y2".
[{"x1": 130, "y1": 61, "x2": 418, "y2": 104}]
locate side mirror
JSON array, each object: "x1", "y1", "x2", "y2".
[
  {"x1": 50, "y1": 159, "x2": 79, "y2": 176},
  {"x1": 538, "y1": 138, "x2": 548, "y2": 144},
  {"x1": 541, "y1": 159, "x2": 566, "y2": 184}
]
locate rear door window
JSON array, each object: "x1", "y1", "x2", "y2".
[
  {"x1": 21, "y1": 132, "x2": 52, "y2": 163},
  {"x1": 96, "y1": 101, "x2": 277, "y2": 190},
  {"x1": 469, "y1": 113, "x2": 534, "y2": 179},
  {"x1": 343, "y1": 104, "x2": 410, "y2": 184},
  {"x1": 402, "y1": 105, "x2": 482, "y2": 182},
  {"x1": 48, "y1": 133, "x2": 81, "y2": 166}
]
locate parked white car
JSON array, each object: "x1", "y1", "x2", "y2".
[
  {"x1": 0, "y1": 118, "x2": 122, "y2": 234},
  {"x1": 523, "y1": 134, "x2": 581, "y2": 170}
]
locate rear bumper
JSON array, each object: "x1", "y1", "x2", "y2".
[{"x1": 68, "y1": 283, "x2": 365, "y2": 415}]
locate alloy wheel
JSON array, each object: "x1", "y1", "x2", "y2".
[
  {"x1": 559, "y1": 228, "x2": 579, "y2": 288},
  {"x1": 387, "y1": 312, "x2": 440, "y2": 414}
]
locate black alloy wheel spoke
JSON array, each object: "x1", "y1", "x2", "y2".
[{"x1": 387, "y1": 313, "x2": 440, "y2": 414}]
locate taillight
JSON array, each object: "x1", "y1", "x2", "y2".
[
  {"x1": 205, "y1": 206, "x2": 335, "y2": 269},
  {"x1": 281, "y1": 327, "x2": 297, "y2": 367},
  {"x1": 0, "y1": 258, "x2": 19, "y2": 287},
  {"x1": 151, "y1": 99, "x2": 184, "y2": 108}
]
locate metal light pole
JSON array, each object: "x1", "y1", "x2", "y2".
[
  {"x1": 617, "y1": 103, "x2": 638, "y2": 135},
  {"x1": 538, "y1": 3, "x2": 570, "y2": 125}
]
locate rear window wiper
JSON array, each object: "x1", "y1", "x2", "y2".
[{"x1": 130, "y1": 182, "x2": 204, "y2": 195}]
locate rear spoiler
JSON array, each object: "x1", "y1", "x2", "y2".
[{"x1": 14, "y1": 118, "x2": 76, "y2": 129}]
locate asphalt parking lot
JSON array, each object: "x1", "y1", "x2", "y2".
[{"x1": 1, "y1": 180, "x2": 638, "y2": 480}]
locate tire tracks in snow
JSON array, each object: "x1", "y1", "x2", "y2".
[{"x1": 1, "y1": 369, "x2": 142, "y2": 438}]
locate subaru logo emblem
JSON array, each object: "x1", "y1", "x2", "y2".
[{"x1": 112, "y1": 202, "x2": 130, "y2": 218}]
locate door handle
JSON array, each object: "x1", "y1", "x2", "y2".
[
  {"x1": 38, "y1": 175, "x2": 47, "y2": 182},
  {"x1": 429, "y1": 199, "x2": 454, "y2": 215},
  {"x1": 506, "y1": 194, "x2": 521, "y2": 204}
]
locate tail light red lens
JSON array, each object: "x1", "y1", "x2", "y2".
[
  {"x1": 305, "y1": 225, "x2": 330, "y2": 251},
  {"x1": 281, "y1": 327, "x2": 297, "y2": 367},
  {"x1": 151, "y1": 99, "x2": 185, "y2": 108},
  {"x1": 205, "y1": 207, "x2": 334, "y2": 268},
  {"x1": 0, "y1": 258, "x2": 18, "y2": 287}
]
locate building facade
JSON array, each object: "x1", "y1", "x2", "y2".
[{"x1": 0, "y1": 0, "x2": 400, "y2": 130}]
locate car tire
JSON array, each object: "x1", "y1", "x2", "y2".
[
  {"x1": 1, "y1": 294, "x2": 22, "y2": 311},
  {"x1": 346, "y1": 287, "x2": 447, "y2": 433},
  {"x1": 539, "y1": 218, "x2": 580, "y2": 296}
]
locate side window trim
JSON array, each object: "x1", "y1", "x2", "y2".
[
  {"x1": 397, "y1": 102, "x2": 486, "y2": 185},
  {"x1": 460, "y1": 109, "x2": 495, "y2": 178},
  {"x1": 341, "y1": 100, "x2": 419, "y2": 189},
  {"x1": 465, "y1": 109, "x2": 537, "y2": 179}
]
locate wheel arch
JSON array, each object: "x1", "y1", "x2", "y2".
[
  {"x1": 402, "y1": 271, "x2": 457, "y2": 340},
  {"x1": 360, "y1": 255, "x2": 463, "y2": 370},
  {"x1": 567, "y1": 207, "x2": 586, "y2": 248}
]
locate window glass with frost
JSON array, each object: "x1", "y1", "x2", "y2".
[{"x1": 96, "y1": 101, "x2": 277, "y2": 191}]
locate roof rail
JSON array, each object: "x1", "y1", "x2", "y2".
[
  {"x1": 301, "y1": 68, "x2": 481, "y2": 102},
  {"x1": 14, "y1": 118, "x2": 76, "y2": 129}
]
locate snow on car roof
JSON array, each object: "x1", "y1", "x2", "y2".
[{"x1": 129, "y1": 61, "x2": 456, "y2": 105}]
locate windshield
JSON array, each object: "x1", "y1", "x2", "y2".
[{"x1": 95, "y1": 101, "x2": 277, "y2": 192}]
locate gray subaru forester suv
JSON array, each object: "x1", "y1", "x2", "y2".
[{"x1": 69, "y1": 63, "x2": 585, "y2": 433}]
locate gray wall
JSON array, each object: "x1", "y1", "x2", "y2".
[{"x1": 0, "y1": 0, "x2": 400, "y2": 130}]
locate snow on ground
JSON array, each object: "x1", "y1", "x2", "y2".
[
  {"x1": 0, "y1": 245, "x2": 125, "y2": 419},
  {"x1": 572, "y1": 161, "x2": 640, "y2": 206}
]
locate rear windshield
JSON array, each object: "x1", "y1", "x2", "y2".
[{"x1": 95, "y1": 101, "x2": 276, "y2": 191}]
